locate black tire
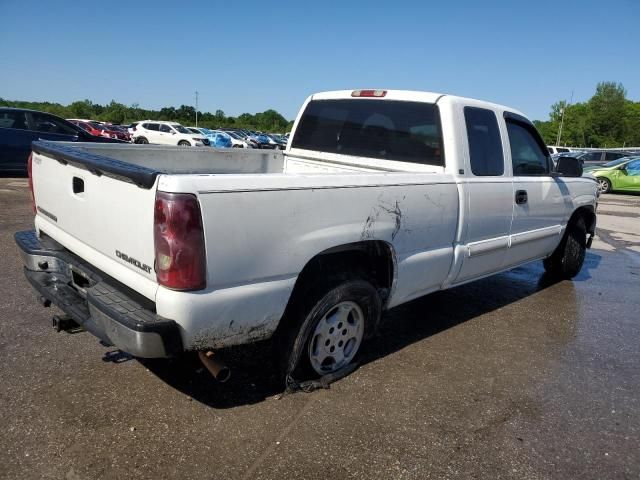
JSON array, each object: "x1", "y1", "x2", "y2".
[
  {"x1": 597, "y1": 177, "x2": 611, "y2": 194},
  {"x1": 136, "y1": 137, "x2": 149, "y2": 144},
  {"x1": 543, "y1": 216, "x2": 587, "y2": 279},
  {"x1": 276, "y1": 279, "x2": 381, "y2": 387},
  {"x1": 178, "y1": 140, "x2": 191, "y2": 147}
]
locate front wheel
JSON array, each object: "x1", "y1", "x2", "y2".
[
  {"x1": 178, "y1": 140, "x2": 191, "y2": 147},
  {"x1": 543, "y1": 216, "x2": 587, "y2": 279},
  {"x1": 278, "y1": 279, "x2": 381, "y2": 387},
  {"x1": 597, "y1": 177, "x2": 611, "y2": 194}
]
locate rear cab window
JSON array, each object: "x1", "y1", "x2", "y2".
[{"x1": 291, "y1": 99, "x2": 444, "y2": 166}]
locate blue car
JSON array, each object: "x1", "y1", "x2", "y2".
[
  {"x1": 248, "y1": 132, "x2": 276, "y2": 149},
  {"x1": 0, "y1": 107, "x2": 123, "y2": 175},
  {"x1": 187, "y1": 128, "x2": 233, "y2": 148}
]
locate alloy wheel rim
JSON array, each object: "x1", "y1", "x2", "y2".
[
  {"x1": 308, "y1": 300, "x2": 364, "y2": 375},
  {"x1": 598, "y1": 179, "x2": 608, "y2": 192}
]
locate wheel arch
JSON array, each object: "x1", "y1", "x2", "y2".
[
  {"x1": 569, "y1": 205, "x2": 596, "y2": 239},
  {"x1": 276, "y1": 240, "x2": 396, "y2": 338}
]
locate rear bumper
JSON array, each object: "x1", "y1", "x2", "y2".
[{"x1": 15, "y1": 230, "x2": 182, "y2": 358}]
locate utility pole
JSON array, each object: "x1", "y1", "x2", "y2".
[
  {"x1": 556, "y1": 90, "x2": 573, "y2": 146},
  {"x1": 195, "y1": 90, "x2": 199, "y2": 127}
]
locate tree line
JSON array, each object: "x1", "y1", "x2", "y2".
[
  {"x1": 534, "y1": 82, "x2": 640, "y2": 148},
  {"x1": 3, "y1": 82, "x2": 639, "y2": 146},
  {"x1": 0, "y1": 98, "x2": 295, "y2": 133}
]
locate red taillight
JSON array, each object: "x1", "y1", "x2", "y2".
[
  {"x1": 351, "y1": 89, "x2": 387, "y2": 97},
  {"x1": 154, "y1": 192, "x2": 206, "y2": 290},
  {"x1": 27, "y1": 153, "x2": 36, "y2": 214}
]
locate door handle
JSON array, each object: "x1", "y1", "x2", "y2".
[{"x1": 515, "y1": 190, "x2": 528, "y2": 205}]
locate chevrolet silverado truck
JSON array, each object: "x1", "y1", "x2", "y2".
[{"x1": 16, "y1": 89, "x2": 597, "y2": 387}]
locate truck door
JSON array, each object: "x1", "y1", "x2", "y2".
[
  {"x1": 454, "y1": 107, "x2": 513, "y2": 283},
  {"x1": 503, "y1": 113, "x2": 567, "y2": 266}
]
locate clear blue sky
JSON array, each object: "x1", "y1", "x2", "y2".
[{"x1": 1, "y1": 0, "x2": 638, "y2": 121}]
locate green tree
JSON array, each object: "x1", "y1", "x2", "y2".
[
  {"x1": 588, "y1": 81, "x2": 627, "y2": 147},
  {"x1": 623, "y1": 102, "x2": 640, "y2": 147},
  {"x1": 68, "y1": 100, "x2": 95, "y2": 119}
]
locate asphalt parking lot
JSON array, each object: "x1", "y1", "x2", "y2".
[{"x1": 1, "y1": 178, "x2": 639, "y2": 480}]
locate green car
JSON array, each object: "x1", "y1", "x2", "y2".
[{"x1": 586, "y1": 157, "x2": 640, "y2": 194}]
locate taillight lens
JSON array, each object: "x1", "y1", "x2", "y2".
[
  {"x1": 351, "y1": 89, "x2": 387, "y2": 97},
  {"x1": 154, "y1": 192, "x2": 206, "y2": 290},
  {"x1": 27, "y1": 153, "x2": 36, "y2": 214}
]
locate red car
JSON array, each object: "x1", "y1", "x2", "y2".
[
  {"x1": 103, "y1": 124, "x2": 131, "y2": 142},
  {"x1": 68, "y1": 120, "x2": 104, "y2": 137},
  {"x1": 68, "y1": 120, "x2": 131, "y2": 141}
]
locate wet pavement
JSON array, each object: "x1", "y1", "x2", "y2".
[{"x1": 0, "y1": 178, "x2": 638, "y2": 480}]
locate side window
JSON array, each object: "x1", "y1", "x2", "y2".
[
  {"x1": 506, "y1": 121, "x2": 550, "y2": 175},
  {"x1": 464, "y1": 107, "x2": 504, "y2": 176},
  {"x1": 159, "y1": 124, "x2": 172, "y2": 133},
  {"x1": 582, "y1": 152, "x2": 602, "y2": 162},
  {"x1": 146, "y1": 123, "x2": 160, "y2": 131},
  {"x1": 605, "y1": 152, "x2": 623, "y2": 161},
  {"x1": 30, "y1": 113, "x2": 78, "y2": 135},
  {"x1": 0, "y1": 111, "x2": 28, "y2": 130},
  {"x1": 625, "y1": 159, "x2": 640, "y2": 176}
]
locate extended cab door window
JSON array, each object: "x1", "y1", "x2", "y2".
[
  {"x1": 454, "y1": 107, "x2": 511, "y2": 284},
  {"x1": 506, "y1": 121, "x2": 550, "y2": 175},
  {"x1": 464, "y1": 107, "x2": 504, "y2": 176}
]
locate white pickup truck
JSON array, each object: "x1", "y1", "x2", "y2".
[{"x1": 16, "y1": 89, "x2": 597, "y2": 386}]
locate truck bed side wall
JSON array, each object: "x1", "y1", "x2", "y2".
[{"x1": 156, "y1": 173, "x2": 459, "y2": 349}]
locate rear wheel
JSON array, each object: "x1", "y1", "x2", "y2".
[
  {"x1": 597, "y1": 177, "x2": 611, "y2": 194},
  {"x1": 543, "y1": 216, "x2": 587, "y2": 279},
  {"x1": 277, "y1": 279, "x2": 381, "y2": 386},
  {"x1": 178, "y1": 140, "x2": 191, "y2": 147},
  {"x1": 136, "y1": 137, "x2": 149, "y2": 144}
]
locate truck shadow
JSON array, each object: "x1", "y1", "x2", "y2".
[{"x1": 140, "y1": 254, "x2": 597, "y2": 409}]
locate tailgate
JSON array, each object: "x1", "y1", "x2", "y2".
[{"x1": 31, "y1": 144, "x2": 159, "y2": 300}]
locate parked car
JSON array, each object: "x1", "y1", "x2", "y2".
[
  {"x1": 209, "y1": 130, "x2": 234, "y2": 148},
  {"x1": 267, "y1": 133, "x2": 288, "y2": 149},
  {"x1": 221, "y1": 128, "x2": 259, "y2": 148},
  {"x1": 225, "y1": 130, "x2": 252, "y2": 148},
  {"x1": 104, "y1": 124, "x2": 131, "y2": 142},
  {"x1": 68, "y1": 120, "x2": 104, "y2": 137},
  {"x1": 67, "y1": 119, "x2": 130, "y2": 141},
  {"x1": 125, "y1": 122, "x2": 143, "y2": 137},
  {"x1": 547, "y1": 145, "x2": 572, "y2": 155},
  {"x1": 574, "y1": 150, "x2": 631, "y2": 165},
  {"x1": 16, "y1": 89, "x2": 597, "y2": 390},
  {"x1": 0, "y1": 108, "x2": 123, "y2": 174},
  {"x1": 250, "y1": 132, "x2": 276, "y2": 149},
  {"x1": 132, "y1": 121, "x2": 209, "y2": 146},
  {"x1": 186, "y1": 127, "x2": 233, "y2": 148},
  {"x1": 586, "y1": 157, "x2": 640, "y2": 193}
]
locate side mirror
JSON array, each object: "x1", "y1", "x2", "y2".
[{"x1": 554, "y1": 156, "x2": 583, "y2": 177}]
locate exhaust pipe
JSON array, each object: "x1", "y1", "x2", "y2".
[{"x1": 198, "y1": 351, "x2": 231, "y2": 383}]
